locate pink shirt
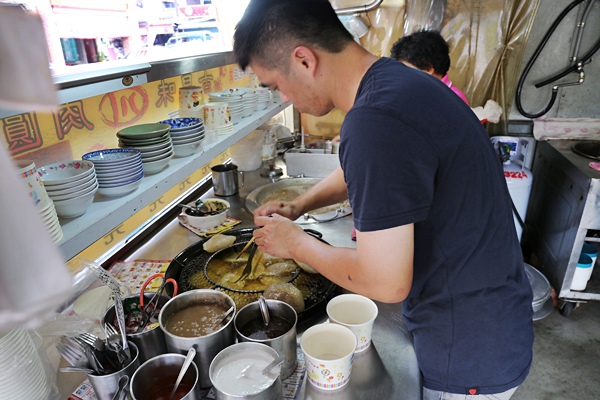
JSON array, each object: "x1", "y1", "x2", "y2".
[{"x1": 441, "y1": 74, "x2": 469, "y2": 105}]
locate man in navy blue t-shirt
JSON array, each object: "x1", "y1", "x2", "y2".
[{"x1": 233, "y1": 1, "x2": 533, "y2": 398}]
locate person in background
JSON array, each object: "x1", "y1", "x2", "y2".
[
  {"x1": 391, "y1": 29, "x2": 469, "y2": 105},
  {"x1": 234, "y1": 1, "x2": 533, "y2": 398}
]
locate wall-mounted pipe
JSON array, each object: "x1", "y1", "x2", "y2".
[{"x1": 334, "y1": 0, "x2": 384, "y2": 15}]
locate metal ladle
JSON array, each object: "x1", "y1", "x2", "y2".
[
  {"x1": 258, "y1": 296, "x2": 270, "y2": 327},
  {"x1": 168, "y1": 347, "x2": 196, "y2": 400}
]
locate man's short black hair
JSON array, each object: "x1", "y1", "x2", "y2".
[
  {"x1": 390, "y1": 30, "x2": 451, "y2": 76},
  {"x1": 233, "y1": 0, "x2": 354, "y2": 72}
]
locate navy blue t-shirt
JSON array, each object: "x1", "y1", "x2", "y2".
[{"x1": 339, "y1": 58, "x2": 533, "y2": 394}]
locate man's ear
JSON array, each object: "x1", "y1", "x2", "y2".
[{"x1": 291, "y1": 46, "x2": 318, "y2": 76}]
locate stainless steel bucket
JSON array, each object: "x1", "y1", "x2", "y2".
[
  {"x1": 209, "y1": 342, "x2": 283, "y2": 400},
  {"x1": 234, "y1": 299, "x2": 297, "y2": 380},
  {"x1": 86, "y1": 342, "x2": 140, "y2": 400},
  {"x1": 102, "y1": 293, "x2": 169, "y2": 363},
  {"x1": 211, "y1": 164, "x2": 242, "y2": 196},
  {"x1": 130, "y1": 353, "x2": 201, "y2": 399},
  {"x1": 158, "y1": 289, "x2": 236, "y2": 388}
]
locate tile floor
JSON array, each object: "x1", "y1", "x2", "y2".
[{"x1": 514, "y1": 299, "x2": 600, "y2": 399}]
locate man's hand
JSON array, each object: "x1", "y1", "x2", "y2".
[
  {"x1": 253, "y1": 214, "x2": 305, "y2": 259},
  {"x1": 253, "y1": 200, "x2": 303, "y2": 220}
]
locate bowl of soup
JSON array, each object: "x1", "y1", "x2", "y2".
[{"x1": 159, "y1": 289, "x2": 236, "y2": 388}]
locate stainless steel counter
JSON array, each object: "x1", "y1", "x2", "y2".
[{"x1": 122, "y1": 164, "x2": 422, "y2": 399}]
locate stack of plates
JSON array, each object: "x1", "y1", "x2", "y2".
[
  {"x1": 82, "y1": 149, "x2": 144, "y2": 197},
  {"x1": 255, "y1": 88, "x2": 272, "y2": 110},
  {"x1": 37, "y1": 200, "x2": 63, "y2": 243},
  {"x1": 208, "y1": 92, "x2": 244, "y2": 125},
  {"x1": 38, "y1": 160, "x2": 98, "y2": 219},
  {"x1": 228, "y1": 87, "x2": 257, "y2": 117},
  {"x1": 159, "y1": 118, "x2": 205, "y2": 158},
  {"x1": 117, "y1": 123, "x2": 174, "y2": 175},
  {"x1": 0, "y1": 329, "x2": 52, "y2": 399}
]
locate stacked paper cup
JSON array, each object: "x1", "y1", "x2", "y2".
[
  {"x1": 0, "y1": 329, "x2": 52, "y2": 398},
  {"x1": 179, "y1": 86, "x2": 205, "y2": 118},
  {"x1": 15, "y1": 160, "x2": 62, "y2": 243},
  {"x1": 204, "y1": 101, "x2": 234, "y2": 135}
]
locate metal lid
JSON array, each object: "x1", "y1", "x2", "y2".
[{"x1": 524, "y1": 263, "x2": 552, "y2": 307}]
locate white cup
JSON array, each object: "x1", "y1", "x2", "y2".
[
  {"x1": 326, "y1": 294, "x2": 378, "y2": 353},
  {"x1": 179, "y1": 86, "x2": 205, "y2": 118},
  {"x1": 301, "y1": 323, "x2": 356, "y2": 390},
  {"x1": 14, "y1": 160, "x2": 50, "y2": 210},
  {"x1": 204, "y1": 102, "x2": 231, "y2": 129}
]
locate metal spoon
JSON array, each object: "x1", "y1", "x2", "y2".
[
  {"x1": 112, "y1": 375, "x2": 129, "y2": 400},
  {"x1": 168, "y1": 347, "x2": 196, "y2": 400},
  {"x1": 194, "y1": 198, "x2": 211, "y2": 214},
  {"x1": 262, "y1": 354, "x2": 285, "y2": 375},
  {"x1": 258, "y1": 296, "x2": 270, "y2": 326},
  {"x1": 220, "y1": 306, "x2": 234, "y2": 325}
]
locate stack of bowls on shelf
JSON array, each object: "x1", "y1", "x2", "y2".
[
  {"x1": 36, "y1": 201, "x2": 63, "y2": 243},
  {"x1": 0, "y1": 329, "x2": 53, "y2": 399},
  {"x1": 38, "y1": 160, "x2": 98, "y2": 220},
  {"x1": 207, "y1": 92, "x2": 244, "y2": 125},
  {"x1": 117, "y1": 123, "x2": 174, "y2": 175},
  {"x1": 255, "y1": 88, "x2": 272, "y2": 110},
  {"x1": 159, "y1": 117, "x2": 205, "y2": 157},
  {"x1": 82, "y1": 148, "x2": 144, "y2": 197},
  {"x1": 229, "y1": 87, "x2": 257, "y2": 117}
]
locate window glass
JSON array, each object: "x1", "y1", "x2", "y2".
[{"x1": 22, "y1": 0, "x2": 248, "y2": 74}]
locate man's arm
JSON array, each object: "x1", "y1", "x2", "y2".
[
  {"x1": 253, "y1": 167, "x2": 348, "y2": 219},
  {"x1": 253, "y1": 214, "x2": 414, "y2": 303}
]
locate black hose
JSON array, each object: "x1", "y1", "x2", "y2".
[
  {"x1": 515, "y1": 0, "x2": 585, "y2": 118},
  {"x1": 535, "y1": 37, "x2": 600, "y2": 88}
]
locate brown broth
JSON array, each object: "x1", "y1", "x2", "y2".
[
  {"x1": 165, "y1": 301, "x2": 230, "y2": 337},
  {"x1": 238, "y1": 315, "x2": 293, "y2": 340},
  {"x1": 145, "y1": 382, "x2": 193, "y2": 400}
]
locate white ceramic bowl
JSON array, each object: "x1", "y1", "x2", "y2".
[
  {"x1": 171, "y1": 135, "x2": 204, "y2": 145},
  {"x1": 97, "y1": 175, "x2": 143, "y2": 197},
  {"x1": 173, "y1": 141, "x2": 203, "y2": 157},
  {"x1": 48, "y1": 180, "x2": 98, "y2": 202},
  {"x1": 142, "y1": 153, "x2": 173, "y2": 175},
  {"x1": 98, "y1": 170, "x2": 144, "y2": 187},
  {"x1": 44, "y1": 171, "x2": 97, "y2": 192},
  {"x1": 140, "y1": 146, "x2": 174, "y2": 160},
  {"x1": 142, "y1": 149, "x2": 174, "y2": 163},
  {"x1": 38, "y1": 160, "x2": 95, "y2": 186},
  {"x1": 45, "y1": 174, "x2": 97, "y2": 197},
  {"x1": 95, "y1": 162, "x2": 144, "y2": 178},
  {"x1": 179, "y1": 198, "x2": 230, "y2": 230},
  {"x1": 53, "y1": 185, "x2": 98, "y2": 218}
]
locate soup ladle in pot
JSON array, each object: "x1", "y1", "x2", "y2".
[
  {"x1": 168, "y1": 347, "x2": 196, "y2": 400},
  {"x1": 258, "y1": 296, "x2": 270, "y2": 327}
]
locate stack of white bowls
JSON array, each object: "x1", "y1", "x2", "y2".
[
  {"x1": 38, "y1": 160, "x2": 98, "y2": 219},
  {"x1": 208, "y1": 92, "x2": 244, "y2": 125},
  {"x1": 82, "y1": 148, "x2": 144, "y2": 197},
  {"x1": 255, "y1": 88, "x2": 272, "y2": 110},
  {"x1": 159, "y1": 117, "x2": 205, "y2": 157},
  {"x1": 117, "y1": 123, "x2": 174, "y2": 175},
  {"x1": 0, "y1": 329, "x2": 52, "y2": 399},
  {"x1": 229, "y1": 87, "x2": 258, "y2": 117}
]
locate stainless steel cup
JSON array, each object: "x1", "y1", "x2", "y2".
[
  {"x1": 86, "y1": 341, "x2": 140, "y2": 400},
  {"x1": 234, "y1": 299, "x2": 298, "y2": 380},
  {"x1": 102, "y1": 293, "x2": 169, "y2": 364},
  {"x1": 129, "y1": 353, "x2": 201, "y2": 400},
  {"x1": 158, "y1": 289, "x2": 236, "y2": 388},
  {"x1": 211, "y1": 164, "x2": 243, "y2": 196}
]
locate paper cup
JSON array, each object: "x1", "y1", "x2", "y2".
[
  {"x1": 326, "y1": 294, "x2": 378, "y2": 352},
  {"x1": 14, "y1": 160, "x2": 50, "y2": 210},
  {"x1": 179, "y1": 86, "x2": 205, "y2": 118},
  {"x1": 203, "y1": 102, "x2": 231, "y2": 128},
  {"x1": 301, "y1": 323, "x2": 356, "y2": 390}
]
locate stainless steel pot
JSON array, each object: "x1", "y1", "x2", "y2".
[
  {"x1": 158, "y1": 289, "x2": 236, "y2": 388},
  {"x1": 234, "y1": 299, "x2": 297, "y2": 380},
  {"x1": 209, "y1": 342, "x2": 283, "y2": 400},
  {"x1": 102, "y1": 293, "x2": 169, "y2": 363},
  {"x1": 129, "y1": 353, "x2": 201, "y2": 400}
]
